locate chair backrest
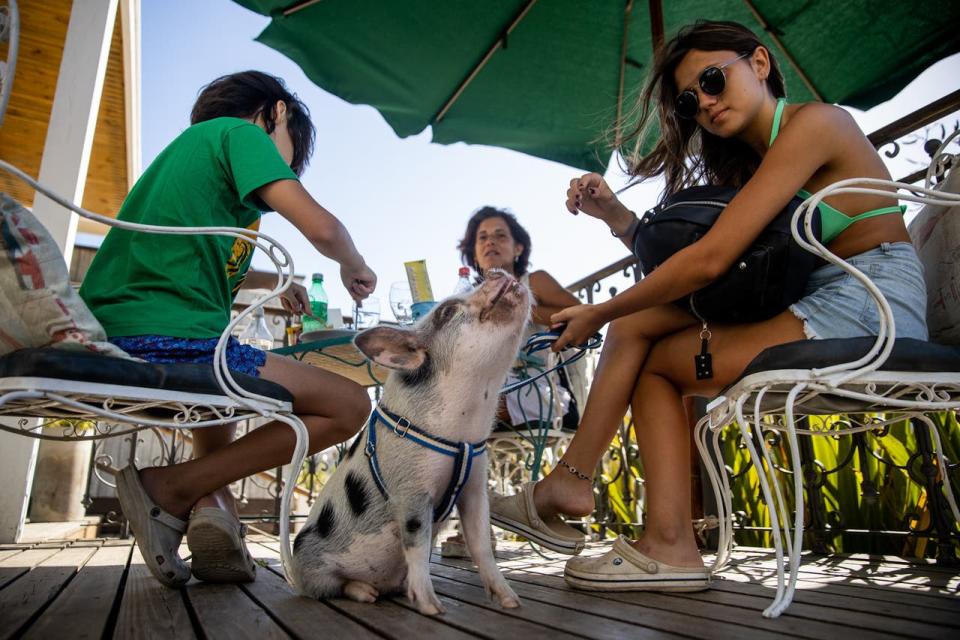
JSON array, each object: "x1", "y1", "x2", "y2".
[
  {"x1": 791, "y1": 133, "x2": 960, "y2": 384},
  {"x1": 908, "y1": 164, "x2": 960, "y2": 345}
]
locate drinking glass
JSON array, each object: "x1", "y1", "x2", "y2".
[
  {"x1": 389, "y1": 281, "x2": 414, "y2": 324},
  {"x1": 353, "y1": 296, "x2": 381, "y2": 329}
]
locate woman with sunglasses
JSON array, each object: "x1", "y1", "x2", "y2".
[{"x1": 489, "y1": 20, "x2": 925, "y2": 591}]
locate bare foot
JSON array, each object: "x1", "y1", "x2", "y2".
[
  {"x1": 632, "y1": 535, "x2": 705, "y2": 569},
  {"x1": 138, "y1": 466, "x2": 194, "y2": 521},
  {"x1": 533, "y1": 469, "x2": 594, "y2": 519}
]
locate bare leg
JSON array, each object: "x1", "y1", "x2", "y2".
[
  {"x1": 190, "y1": 423, "x2": 240, "y2": 517},
  {"x1": 139, "y1": 353, "x2": 371, "y2": 519},
  {"x1": 534, "y1": 304, "x2": 697, "y2": 518},
  {"x1": 630, "y1": 310, "x2": 805, "y2": 566}
]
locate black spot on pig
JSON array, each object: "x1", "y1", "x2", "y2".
[
  {"x1": 294, "y1": 524, "x2": 314, "y2": 553},
  {"x1": 399, "y1": 353, "x2": 433, "y2": 387},
  {"x1": 316, "y1": 502, "x2": 335, "y2": 538},
  {"x1": 346, "y1": 432, "x2": 363, "y2": 459},
  {"x1": 405, "y1": 517, "x2": 422, "y2": 534},
  {"x1": 345, "y1": 471, "x2": 369, "y2": 516}
]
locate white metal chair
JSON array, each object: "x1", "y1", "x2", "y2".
[
  {"x1": 696, "y1": 134, "x2": 960, "y2": 618},
  {"x1": 0, "y1": 160, "x2": 309, "y2": 583}
]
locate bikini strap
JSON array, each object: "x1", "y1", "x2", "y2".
[{"x1": 768, "y1": 98, "x2": 787, "y2": 148}]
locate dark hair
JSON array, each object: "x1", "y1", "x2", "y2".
[
  {"x1": 458, "y1": 206, "x2": 532, "y2": 277},
  {"x1": 617, "y1": 21, "x2": 786, "y2": 195},
  {"x1": 190, "y1": 71, "x2": 316, "y2": 176}
]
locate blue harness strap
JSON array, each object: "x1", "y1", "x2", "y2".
[{"x1": 364, "y1": 406, "x2": 486, "y2": 523}]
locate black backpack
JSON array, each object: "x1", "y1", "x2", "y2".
[{"x1": 631, "y1": 185, "x2": 822, "y2": 324}]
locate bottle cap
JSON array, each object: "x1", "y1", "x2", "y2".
[
  {"x1": 458, "y1": 267, "x2": 470, "y2": 277},
  {"x1": 312, "y1": 273, "x2": 323, "y2": 282}
]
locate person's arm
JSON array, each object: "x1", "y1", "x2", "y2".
[
  {"x1": 241, "y1": 270, "x2": 311, "y2": 316},
  {"x1": 564, "y1": 174, "x2": 638, "y2": 250},
  {"x1": 551, "y1": 104, "x2": 849, "y2": 349},
  {"x1": 528, "y1": 270, "x2": 580, "y2": 326},
  {"x1": 255, "y1": 179, "x2": 377, "y2": 302}
]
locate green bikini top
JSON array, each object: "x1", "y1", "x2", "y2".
[{"x1": 769, "y1": 98, "x2": 905, "y2": 243}]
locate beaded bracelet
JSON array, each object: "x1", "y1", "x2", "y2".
[{"x1": 557, "y1": 459, "x2": 592, "y2": 481}]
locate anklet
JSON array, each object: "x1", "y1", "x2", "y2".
[{"x1": 557, "y1": 459, "x2": 592, "y2": 481}]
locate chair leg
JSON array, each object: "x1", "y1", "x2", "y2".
[
  {"x1": 766, "y1": 384, "x2": 810, "y2": 619},
  {"x1": 273, "y1": 413, "x2": 309, "y2": 586},
  {"x1": 734, "y1": 394, "x2": 788, "y2": 615},
  {"x1": 912, "y1": 416, "x2": 959, "y2": 566}
]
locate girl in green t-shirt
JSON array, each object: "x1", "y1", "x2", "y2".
[{"x1": 81, "y1": 71, "x2": 377, "y2": 587}]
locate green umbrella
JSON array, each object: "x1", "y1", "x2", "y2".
[{"x1": 234, "y1": 0, "x2": 959, "y2": 172}]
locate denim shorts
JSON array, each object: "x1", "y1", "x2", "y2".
[
  {"x1": 788, "y1": 242, "x2": 928, "y2": 341},
  {"x1": 108, "y1": 335, "x2": 267, "y2": 377}
]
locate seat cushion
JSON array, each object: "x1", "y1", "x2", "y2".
[
  {"x1": 0, "y1": 347, "x2": 293, "y2": 403},
  {"x1": 736, "y1": 337, "x2": 960, "y2": 383}
]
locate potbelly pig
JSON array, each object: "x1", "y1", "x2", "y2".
[{"x1": 291, "y1": 269, "x2": 529, "y2": 615}]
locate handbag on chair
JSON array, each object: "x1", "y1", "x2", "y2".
[{"x1": 631, "y1": 185, "x2": 822, "y2": 325}]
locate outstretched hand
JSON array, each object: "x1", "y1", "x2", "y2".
[
  {"x1": 341, "y1": 262, "x2": 377, "y2": 303},
  {"x1": 549, "y1": 304, "x2": 606, "y2": 352}
]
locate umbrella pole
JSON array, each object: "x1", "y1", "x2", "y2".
[
  {"x1": 432, "y1": 0, "x2": 539, "y2": 124},
  {"x1": 615, "y1": 1, "x2": 635, "y2": 147},
  {"x1": 648, "y1": 0, "x2": 664, "y2": 50},
  {"x1": 741, "y1": 0, "x2": 823, "y2": 101}
]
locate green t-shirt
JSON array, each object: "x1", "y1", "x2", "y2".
[{"x1": 79, "y1": 117, "x2": 298, "y2": 338}]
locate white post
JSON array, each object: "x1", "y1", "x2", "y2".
[
  {"x1": 0, "y1": 423, "x2": 38, "y2": 543},
  {"x1": 0, "y1": 0, "x2": 118, "y2": 543},
  {"x1": 31, "y1": 0, "x2": 118, "y2": 262}
]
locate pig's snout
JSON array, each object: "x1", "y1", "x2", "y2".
[{"x1": 474, "y1": 269, "x2": 528, "y2": 323}]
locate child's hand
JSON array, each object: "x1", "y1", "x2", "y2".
[
  {"x1": 280, "y1": 282, "x2": 312, "y2": 316},
  {"x1": 565, "y1": 172, "x2": 624, "y2": 222},
  {"x1": 341, "y1": 261, "x2": 377, "y2": 303}
]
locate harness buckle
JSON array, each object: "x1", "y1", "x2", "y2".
[
  {"x1": 365, "y1": 440, "x2": 375, "y2": 457},
  {"x1": 394, "y1": 416, "x2": 411, "y2": 438}
]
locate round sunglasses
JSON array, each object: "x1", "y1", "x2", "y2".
[{"x1": 674, "y1": 52, "x2": 750, "y2": 120}]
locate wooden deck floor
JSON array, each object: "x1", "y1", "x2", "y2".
[{"x1": 2, "y1": 533, "x2": 958, "y2": 639}]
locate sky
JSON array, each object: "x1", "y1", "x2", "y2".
[{"x1": 137, "y1": 0, "x2": 960, "y2": 322}]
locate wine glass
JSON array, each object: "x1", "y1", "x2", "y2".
[
  {"x1": 353, "y1": 296, "x2": 381, "y2": 329},
  {"x1": 389, "y1": 281, "x2": 413, "y2": 324}
]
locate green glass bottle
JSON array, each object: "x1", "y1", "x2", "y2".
[{"x1": 303, "y1": 273, "x2": 328, "y2": 333}]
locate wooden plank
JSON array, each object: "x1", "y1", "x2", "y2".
[
  {"x1": 187, "y1": 583, "x2": 289, "y2": 640},
  {"x1": 711, "y1": 566, "x2": 960, "y2": 613},
  {"x1": 679, "y1": 582, "x2": 960, "y2": 635},
  {"x1": 727, "y1": 555, "x2": 960, "y2": 593},
  {"x1": 705, "y1": 575, "x2": 960, "y2": 624},
  {"x1": 0, "y1": 549, "x2": 23, "y2": 564},
  {"x1": 327, "y1": 597, "x2": 476, "y2": 640},
  {"x1": 0, "y1": 546, "x2": 96, "y2": 639},
  {"x1": 433, "y1": 561, "x2": 791, "y2": 640},
  {"x1": 426, "y1": 573, "x2": 680, "y2": 640},
  {"x1": 249, "y1": 543, "x2": 475, "y2": 640},
  {"x1": 22, "y1": 544, "x2": 130, "y2": 639},
  {"x1": 0, "y1": 547, "x2": 66, "y2": 589},
  {"x1": 480, "y1": 567, "x2": 916, "y2": 639},
  {"x1": 241, "y1": 565, "x2": 379, "y2": 639},
  {"x1": 113, "y1": 547, "x2": 196, "y2": 640}
]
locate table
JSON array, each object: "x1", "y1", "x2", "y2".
[{"x1": 271, "y1": 329, "x2": 388, "y2": 388}]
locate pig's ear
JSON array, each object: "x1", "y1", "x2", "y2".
[{"x1": 355, "y1": 326, "x2": 427, "y2": 371}]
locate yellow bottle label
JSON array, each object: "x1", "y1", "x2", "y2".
[{"x1": 404, "y1": 260, "x2": 435, "y2": 303}]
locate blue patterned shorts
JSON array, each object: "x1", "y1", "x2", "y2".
[{"x1": 109, "y1": 335, "x2": 267, "y2": 377}]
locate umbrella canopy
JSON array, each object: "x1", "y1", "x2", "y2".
[{"x1": 234, "y1": 0, "x2": 960, "y2": 172}]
